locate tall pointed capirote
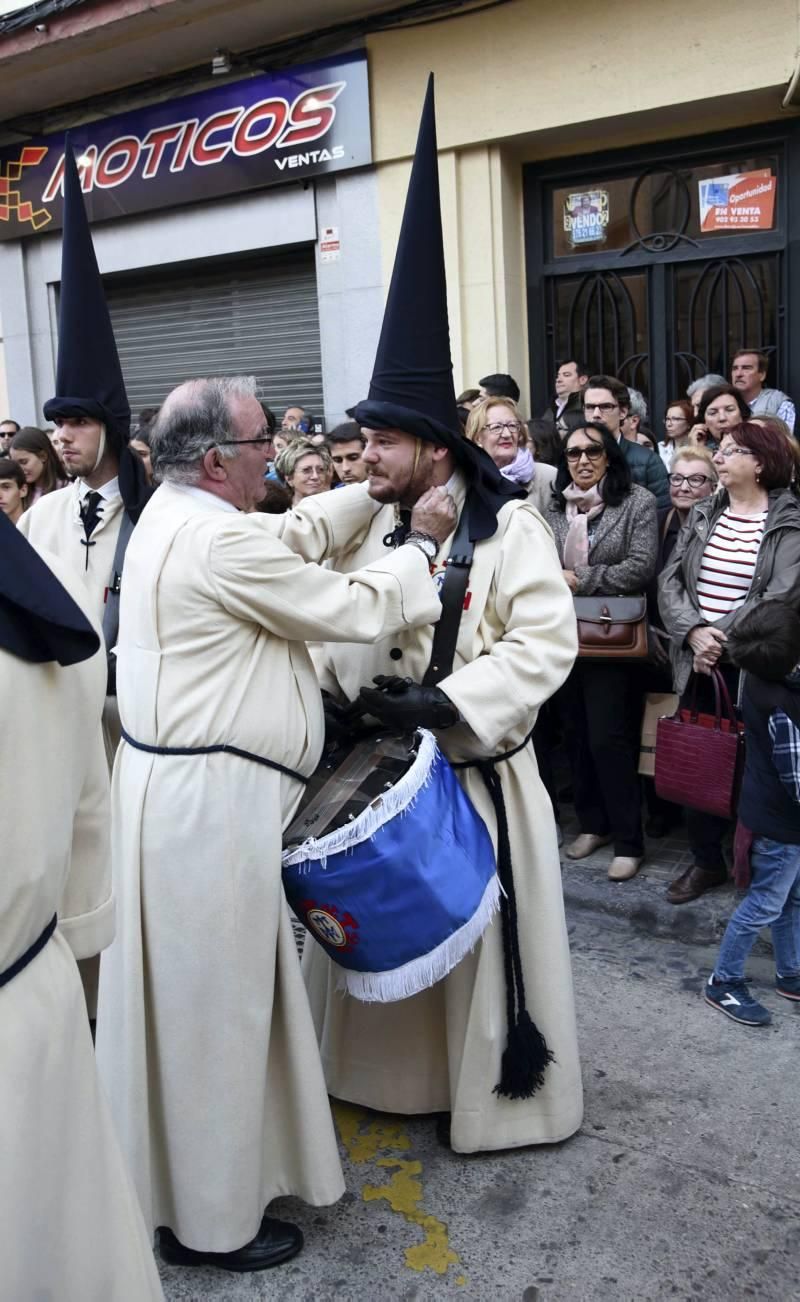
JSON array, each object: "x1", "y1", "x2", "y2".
[
  {"x1": 44, "y1": 137, "x2": 130, "y2": 441},
  {"x1": 363, "y1": 73, "x2": 460, "y2": 437}
]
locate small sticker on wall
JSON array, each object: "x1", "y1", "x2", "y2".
[
  {"x1": 563, "y1": 190, "x2": 609, "y2": 247},
  {"x1": 319, "y1": 225, "x2": 341, "y2": 262}
]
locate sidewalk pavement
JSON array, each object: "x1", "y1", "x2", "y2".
[{"x1": 558, "y1": 807, "x2": 769, "y2": 954}]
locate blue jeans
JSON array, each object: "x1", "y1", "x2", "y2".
[{"x1": 715, "y1": 837, "x2": 800, "y2": 982}]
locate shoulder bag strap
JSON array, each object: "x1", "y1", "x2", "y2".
[
  {"x1": 422, "y1": 499, "x2": 474, "y2": 687},
  {"x1": 102, "y1": 509, "x2": 135, "y2": 659}
]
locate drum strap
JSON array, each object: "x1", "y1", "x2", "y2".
[
  {"x1": 454, "y1": 727, "x2": 553, "y2": 1100},
  {"x1": 0, "y1": 914, "x2": 57, "y2": 989},
  {"x1": 120, "y1": 728, "x2": 308, "y2": 783},
  {"x1": 422, "y1": 499, "x2": 474, "y2": 688}
]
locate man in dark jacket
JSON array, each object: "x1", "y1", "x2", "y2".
[{"x1": 582, "y1": 375, "x2": 670, "y2": 509}]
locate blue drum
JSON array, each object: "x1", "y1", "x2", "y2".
[{"x1": 282, "y1": 728, "x2": 498, "y2": 1002}]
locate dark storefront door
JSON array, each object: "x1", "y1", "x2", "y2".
[{"x1": 524, "y1": 122, "x2": 800, "y2": 424}]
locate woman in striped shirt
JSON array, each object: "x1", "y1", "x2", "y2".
[{"x1": 658, "y1": 421, "x2": 800, "y2": 904}]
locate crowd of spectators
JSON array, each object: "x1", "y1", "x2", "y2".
[{"x1": 7, "y1": 348, "x2": 800, "y2": 1021}]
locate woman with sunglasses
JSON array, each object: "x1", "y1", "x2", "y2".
[
  {"x1": 466, "y1": 396, "x2": 556, "y2": 515},
  {"x1": 546, "y1": 423, "x2": 658, "y2": 881},
  {"x1": 659, "y1": 421, "x2": 800, "y2": 904}
]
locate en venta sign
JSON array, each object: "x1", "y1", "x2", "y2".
[{"x1": 0, "y1": 50, "x2": 371, "y2": 240}]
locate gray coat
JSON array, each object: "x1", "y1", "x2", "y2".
[
  {"x1": 658, "y1": 488, "x2": 800, "y2": 694},
  {"x1": 546, "y1": 483, "x2": 658, "y2": 596}
]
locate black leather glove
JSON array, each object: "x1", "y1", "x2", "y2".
[
  {"x1": 321, "y1": 691, "x2": 357, "y2": 747},
  {"x1": 357, "y1": 675, "x2": 460, "y2": 730}
]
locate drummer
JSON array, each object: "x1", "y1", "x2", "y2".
[
  {"x1": 95, "y1": 375, "x2": 456, "y2": 1274},
  {"x1": 304, "y1": 77, "x2": 583, "y2": 1154}
]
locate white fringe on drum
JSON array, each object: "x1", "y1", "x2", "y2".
[
  {"x1": 282, "y1": 728, "x2": 439, "y2": 870},
  {"x1": 338, "y1": 872, "x2": 501, "y2": 1003}
]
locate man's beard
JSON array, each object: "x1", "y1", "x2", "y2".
[{"x1": 367, "y1": 446, "x2": 436, "y2": 508}]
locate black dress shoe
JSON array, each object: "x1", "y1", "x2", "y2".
[
  {"x1": 159, "y1": 1214, "x2": 303, "y2": 1272},
  {"x1": 434, "y1": 1112, "x2": 451, "y2": 1149},
  {"x1": 666, "y1": 864, "x2": 728, "y2": 905}
]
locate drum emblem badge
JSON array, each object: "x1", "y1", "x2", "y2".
[{"x1": 303, "y1": 903, "x2": 359, "y2": 951}]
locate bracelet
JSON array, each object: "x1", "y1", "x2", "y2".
[{"x1": 405, "y1": 530, "x2": 439, "y2": 551}]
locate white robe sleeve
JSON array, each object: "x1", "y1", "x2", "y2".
[
  {"x1": 209, "y1": 521, "x2": 441, "y2": 643},
  {"x1": 439, "y1": 507, "x2": 578, "y2": 753},
  {"x1": 262, "y1": 484, "x2": 382, "y2": 564},
  {"x1": 57, "y1": 726, "x2": 114, "y2": 960}
]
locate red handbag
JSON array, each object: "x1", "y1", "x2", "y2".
[{"x1": 654, "y1": 670, "x2": 745, "y2": 819}]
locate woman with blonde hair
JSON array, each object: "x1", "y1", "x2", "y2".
[
  {"x1": 275, "y1": 438, "x2": 334, "y2": 506},
  {"x1": 466, "y1": 395, "x2": 556, "y2": 515}
]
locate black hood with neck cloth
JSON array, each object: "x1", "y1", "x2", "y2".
[
  {"x1": 0, "y1": 512, "x2": 100, "y2": 665},
  {"x1": 348, "y1": 76, "x2": 523, "y2": 542},
  {"x1": 42, "y1": 137, "x2": 151, "y2": 523}
]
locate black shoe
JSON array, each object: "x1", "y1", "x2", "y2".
[
  {"x1": 159, "y1": 1215, "x2": 303, "y2": 1272},
  {"x1": 434, "y1": 1112, "x2": 451, "y2": 1149}
]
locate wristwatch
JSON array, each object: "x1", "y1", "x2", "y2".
[{"x1": 405, "y1": 531, "x2": 438, "y2": 563}]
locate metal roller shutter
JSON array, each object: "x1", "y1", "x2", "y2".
[{"x1": 105, "y1": 249, "x2": 323, "y2": 422}]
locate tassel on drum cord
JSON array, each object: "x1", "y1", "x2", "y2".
[{"x1": 475, "y1": 759, "x2": 554, "y2": 1099}]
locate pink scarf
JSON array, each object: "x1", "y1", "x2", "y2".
[{"x1": 562, "y1": 479, "x2": 606, "y2": 569}]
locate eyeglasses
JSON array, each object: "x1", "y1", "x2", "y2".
[
  {"x1": 484, "y1": 421, "x2": 523, "y2": 435},
  {"x1": 565, "y1": 445, "x2": 606, "y2": 462},
  {"x1": 215, "y1": 435, "x2": 273, "y2": 447},
  {"x1": 584, "y1": 402, "x2": 618, "y2": 413},
  {"x1": 669, "y1": 473, "x2": 712, "y2": 488},
  {"x1": 716, "y1": 446, "x2": 754, "y2": 459}
]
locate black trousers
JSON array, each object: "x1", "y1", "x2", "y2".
[
  {"x1": 680, "y1": 664, "x2": 740, "y2": 871},
  {"x1": 557, "y1": 658, "x2": 645, "y2": 857}
]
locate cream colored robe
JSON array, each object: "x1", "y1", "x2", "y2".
[
  {"x1": 19, "y1": 480, "x2": 124, "y2": 762},
  {"x1": 19, "y1": 482, "x2": 125, "y2": 1012},
  {"x1": 96, "y1": 482, "x2": 441, "y2": 1253},
  {"x1": 306, "y1": 477, "x2": 583, "y2": 1153},
  {"x1": 0, "y1": 551, "x2": 163, "y2": 1301}
]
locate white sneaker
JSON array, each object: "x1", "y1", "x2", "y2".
[
  {"x1": 608, "y1": 855, "x2": 643, "y2": 881},
  {"x1": 565, "y1": 833, "x2": 612, "y2": 860}
]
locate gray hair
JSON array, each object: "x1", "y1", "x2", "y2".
[
  {"x1": 686, "y1": 373, "x2": 727, "y2": 401},
  {"x1": 275, "y1": 438, "x2": 332, "y2": 481},
  {"x1": 627, "y1": 387, "x2": 648, "y2": 421},
  {"x1": 150, "y1": 376, "x2": 258, "y2": 485}
]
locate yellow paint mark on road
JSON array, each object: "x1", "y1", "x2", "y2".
[{"x1": 333, "y1": 1102, "x2": 464, "y2": 1282}]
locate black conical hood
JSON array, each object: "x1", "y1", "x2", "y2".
[
  {"x1": 42, "y1": 139, "x2": 151, "y2": 522},
  {"x1": 363, "y1": 75, "x2": 459, "y2": 435},
  {"x1": 44, "y1": 138, "x2": 130, "y2": 442},
  {"x1": 350, "y1": 76, "x2": 522, "y2": 538}
]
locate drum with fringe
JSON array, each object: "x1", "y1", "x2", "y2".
[{"x1": 282, "y1": 728, "x2": 498, "y2": 1002}]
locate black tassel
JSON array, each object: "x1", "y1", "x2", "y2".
[{"x1": 494, "y1": 1009, "x2": 555, "y2": 1101}]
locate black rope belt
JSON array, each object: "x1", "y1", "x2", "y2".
[
  {"x1": 0, "y1": 914, "x2": 57, "y2": 989},
  {"x1": 452, "y1": 726, "x2": 553, "y2": 1100},
  {"x1": 120, "y1": 728, "x2": 308, "y2": 784}
]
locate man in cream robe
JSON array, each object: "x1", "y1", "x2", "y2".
[
  {"x1": 302, "y1": 74, "x2": 581, "y2": 1155},
  {"x1": 306, "y1": 471, "x2": 583, "y2": 1153},
  {"x1": 96, "y1": 377, "x2": 453, "y2": 1271},
  {"x1": 1, "y1": 518, "x2": 163, "y2": 1301}
]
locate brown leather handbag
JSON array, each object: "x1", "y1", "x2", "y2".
[{"x1": 573, "y1": 596, "x2": 648, "y2": 659}]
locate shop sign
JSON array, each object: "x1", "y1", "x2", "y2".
[
  {"x1": 698, "y1": 170, "x2": 776, "y2": 232},
  {"x1": 563, "y1": 190, "x2": 609, "y2": 246},
  {"x1": 0, "y1": 51, "x2": 371, "y2": 241}
]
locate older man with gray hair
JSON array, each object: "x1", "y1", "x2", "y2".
[{"x1": 96, "y1": 376, "x2": 455, "y2": 1275}]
